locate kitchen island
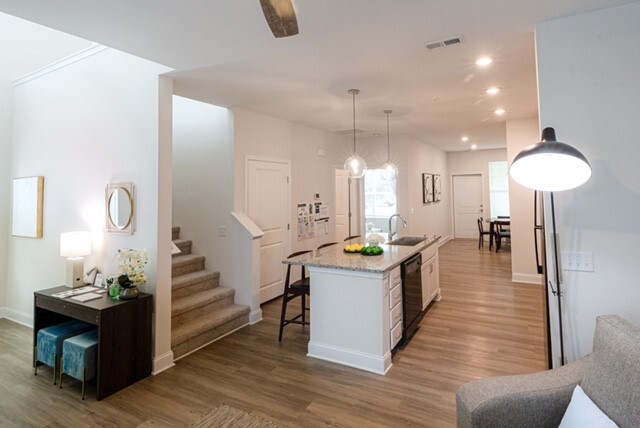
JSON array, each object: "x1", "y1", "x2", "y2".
[{"x1": 284, "y1": 235, "x2": 440, "y2": 375}]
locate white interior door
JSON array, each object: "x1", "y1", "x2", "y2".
[
  {"x1": 453, "y1": 174, "x2": 483, "y2": 239},
  {"x1": 335, "y1": 169, "x2": 348, "y2": 241},
  {"x1": 246, "y1": 158, "x2": 290, "y2": 303},
  {"x1": 335, "y1": 169, "x2": 363, "y2": 240}
]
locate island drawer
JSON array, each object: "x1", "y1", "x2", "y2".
[
  {"x1": 421, "y1": 244, "x2": 437, "y2": 265},
  {"x1": 390, "y1": 321, "x2": 403, "y2": 349},
  {"x1": 390, "y1": 283, "x2": 402, "y2": 308},
  {"x1": 390, "y1": 301, "x2": 403, "y2": 329},
  {"x1": 390, "y1": 266, "x2": 401, "y2": 287}
]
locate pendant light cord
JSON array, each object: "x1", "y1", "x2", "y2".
[
  {"x1": 352, "y1": 91, "x2": 357, "y2": 154},
  {"x1": 386, "y1": 111, "x2": 391, "y2": 160}
]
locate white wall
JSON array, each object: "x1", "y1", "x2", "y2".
[
  {"x1": 447, "y1": 148, "x2": 508, "y2": 224},
  {"x1": 172, "y1": 95, "x2": 240, "y2": 298},
  {"x1": 506, "y1": 118, "x2": 543, "y2": 284},
  {"x1": 233, "y1": 108, "x2": 349, "y2": 252},
  {"x1": 7, "y1": 47, "x2": 172, "y2": 367},
  {"x1": 536, "y1": 2, "x2": 640, "y2": 365},
  {"x1": 0, "y1": 83, "x2": 10, "y2": 311}
]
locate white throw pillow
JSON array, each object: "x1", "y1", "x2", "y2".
[{"x1": 559, "y1": 385, "x2": 618, "y2": 428}]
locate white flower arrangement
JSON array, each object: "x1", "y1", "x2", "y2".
[
  {"x1": 116, "y1": 248, "x2": 149, "y2": 287},
  {"x1": 365, "y1": 233, "x2": 386, "y2": 246}
]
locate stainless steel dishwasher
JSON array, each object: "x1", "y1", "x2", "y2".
[{"x1": 400, "y1": 252, "x2": 423, "y2": 347}]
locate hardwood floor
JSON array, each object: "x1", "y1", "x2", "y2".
[{"x1": 0, "y1": 239, "x2": 546, "y2": 427}]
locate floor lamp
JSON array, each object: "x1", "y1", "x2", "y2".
[{"x1": 509, "y1": 127, "x2": 591, "y2": 366}]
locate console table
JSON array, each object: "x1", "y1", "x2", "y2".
[{"x1": 33, "y1": 286, "x2": 153, "y2": 400}]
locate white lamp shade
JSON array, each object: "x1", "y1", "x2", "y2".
[
  {"x1": 60, "y1": 231, "x2": 92, "y2": 258},
  {"x1": 344, "y1": 154, "x2": 367, "y2": 178},
  {"x1": 381, "y1": 161, "x2": 398, "y2": 181}
]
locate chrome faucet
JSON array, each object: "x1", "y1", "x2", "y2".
[{"x1": 388, "y1": 214, "x2": 407, "y2": 242}]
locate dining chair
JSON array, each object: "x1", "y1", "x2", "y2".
[
  {"x1": 317, "y1": 242, "x2": 338, "y2": 250},
  {"x1": 279, "y1": 250, "x2": 313, "y2": 341},
  {"x1": 477, "y1": 218, "x2": 492, "y2": 249},
  {"x1": 495, "y1": 223, "x2": 511, "y2": 252}
]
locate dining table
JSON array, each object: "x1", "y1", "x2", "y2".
[{"x1": 486, "y1": 217, "x2": 510, "y2": 250}]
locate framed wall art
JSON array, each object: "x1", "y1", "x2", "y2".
[
  {"x1": 433, "y1": 174, "x2": 442, "y2": 202},
  {"x1": 422, "y1": 173, "x2": 434, "y2": 203},
  {"x1": 12, "y1": 176, "x2": 44, "y2": 238}
]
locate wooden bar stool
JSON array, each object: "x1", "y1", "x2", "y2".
[
  {"x1": 60, "y1": 329, "x2": 98, "y2": 399},
  {"x1": 279, "y1": 250, "x2": 312, "y2": 341},
  {"x1": 35, "y1": 320, "x2": 94, "y2": 384}
]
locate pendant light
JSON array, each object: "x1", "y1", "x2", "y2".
[
  {"x1": 381, "y1": 109, "x2": 398, "y2": 181},
  {"x1": 509, "y1": 127, "x2": 591, "y2": 191},
  {"x1": 343, "y1": 89, "x2": 367, "y2": 178}
]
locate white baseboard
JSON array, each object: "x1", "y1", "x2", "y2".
[
  {"x1": 438, "y1": 235, "x2": 453, "y2": 246},
  {"x1": 249, "y1": 308, "x2": 263, "y2": 325},
  {"x1": 307, "y1": 341, "x2": 391, "y2": 375},
  {"x1": 1, "y1": 307, "x2": 33, "y2": 328},
  {"x1": 152, "y1": 350, "x2": 175, "y2": 375},
  {"x1": 512, "y1": 273, "x2": 543, "y2": 284}
]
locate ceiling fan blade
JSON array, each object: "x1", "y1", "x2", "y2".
[{"x1": 259, "y1": 0, "x2": 299, "y2": 38}]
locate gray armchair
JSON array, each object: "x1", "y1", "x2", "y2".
[{"x1": 456, "y1": 315, "x2": 640, "y2": 428}]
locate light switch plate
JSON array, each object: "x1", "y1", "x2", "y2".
[
  {"x1": 218, "y1": 226, "x2": 227, "y2": 237},
  {"x1": 562, "y1": 251, "x2": 594, "y2": 272}
]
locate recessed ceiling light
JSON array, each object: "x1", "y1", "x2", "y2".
[
  {"x1": 494, "y1": 108, "x2": 506, "y2": 116},
  {"x1": 461, "y1": 136, "x2": 469, "y2": 142},
  {"x1": 476, "y1": 56, "x2": 492, "y2": 67},
  {"x1": 486, "y1": 86, "x2": 500, "y2": 95},
  {"x1": 471, "y1": 144, "x2": 478, "y2": 150}
]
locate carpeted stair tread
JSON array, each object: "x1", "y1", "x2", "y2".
[
  {"x1": 172, "y1": 314, "x2": 249, "y2": 360},
  {"x1": 172, "y1": 270, "x2": 219, "y2": 289},
  {"x1": 172, "y1": 254, "x2": 205, "y2": 277},
  {"x1": 172, "y1": 286, "x2": 235, "y2": 317},
  {"x1": 172, "y1": 239, "x2": 192, "y2": 255},
  {"x1": 172, "y1": 304, "x2": 250, "y2": 348},
  {"x1": 172, "y1": 226, "x2": 181, "y2": 240}
]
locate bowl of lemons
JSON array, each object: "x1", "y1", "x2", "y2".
[{"x1": 344, "y1": 243, "x2": 365, "y2": 253}]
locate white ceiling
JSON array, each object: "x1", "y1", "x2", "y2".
[{"x1": 0, "y1": 0, "x2": 637, "y2": 151}]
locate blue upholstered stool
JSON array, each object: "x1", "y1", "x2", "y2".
[
  {"x1": 35, "y1": 320, "x2": 93, "y2": 384},
  {"x1": 60, "y1": 329, "x2": 98, "y2": 399}
]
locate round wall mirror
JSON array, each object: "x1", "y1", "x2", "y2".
[
  {"x1": 109, "y1": 188, "x2": 132, "y2": 229},
  {"x1": 106, "y1": 182, "x2": 135, "y2": 234}
]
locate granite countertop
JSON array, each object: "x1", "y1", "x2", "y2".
[{"x1": 284, "y1": 235, "x2": 440, "y2": 274}]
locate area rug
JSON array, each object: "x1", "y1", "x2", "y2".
[{"x1": 189, "y1": 404, "x2": 283, "y2": 428}]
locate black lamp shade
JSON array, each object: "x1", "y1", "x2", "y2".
[{"x1": 509, "y1": 127, "x2": 591, "y2": 191}]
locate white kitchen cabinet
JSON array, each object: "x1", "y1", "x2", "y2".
[
  {"x1": 389, "y1": 266, "x2": 403, "y2": 349},
  {"x1": 421, "y1": 247, "x2": 441, "y2": 310}
]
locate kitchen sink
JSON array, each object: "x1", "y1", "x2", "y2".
[{"x1": 387, "y1": 236, "x2": 425, "y2": 246}]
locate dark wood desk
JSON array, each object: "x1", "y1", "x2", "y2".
[{"x1": 34, "y1": 286, "x2": 153, "y2": 400}]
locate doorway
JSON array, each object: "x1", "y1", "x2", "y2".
[
  {"x1": 334, "y1": 168, "x2": 362, "y2": 240},
  {"x1": 246, "y1": 157, "x2": 291, "y2": 303},
  {"x1": 452, "y1": 174, "x2": 483, "y2": 239}
]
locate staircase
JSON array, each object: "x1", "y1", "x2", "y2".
[{"x1": 171, "y1": 227, "x2": 250, "y2": 360}]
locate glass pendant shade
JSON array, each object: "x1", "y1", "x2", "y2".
[
  {"x1": 509, "y1": 127, "x2": 591, "y2": 191},
  {"x1": 381, "y1": 161, "x2": 398, "y2": 181},
  {"x1": 344, "y1": 89, "x2": 367, "y2": 179},
  {"x1": 344, "y1": 154, "x2": 367, "y2": 178},
  {"x1": 381, "y1": 109, "x2": 397, "y2": 181}
]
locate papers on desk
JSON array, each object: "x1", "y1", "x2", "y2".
[
  {"x1": 52, "y1": 286, "x2": 103, "y2": 299},
  {"x1": 70, "y1": 292, "x2": 102, "y2": 303}
]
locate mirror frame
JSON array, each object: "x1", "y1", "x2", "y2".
[{"x1": 105, "y1": 182, "x2": 136, "y2": 234}]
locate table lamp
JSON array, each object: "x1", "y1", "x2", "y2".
[{"x1": 60, "y1": 231, "x2": 92, "y2": 288}]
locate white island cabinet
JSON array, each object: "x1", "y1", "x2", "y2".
[{"x1": 284, "y1": 236, "x2": 440, "y2": 375}]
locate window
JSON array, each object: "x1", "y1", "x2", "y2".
[
  {"x1": 489, "y1": 161, "x2": 510, "y2": 218},
  {"x1": 364, "y1": 169, "x2": 397, "y2": 218}
]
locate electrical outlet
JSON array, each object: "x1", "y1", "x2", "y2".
[
  {"x1": 562, "y1": 251, "x2": 594, "y2": 272},
  {"x1": 218, "y1": 226, "x2": 227, "y2": 237}
]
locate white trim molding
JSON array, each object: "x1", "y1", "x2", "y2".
[
  {"x1": 1, "y1": 307, "x2": 33, "y2": 328},
  {"x1": 14, "y1": 43, "x2": 109, "y2": 86},
  {"x1": 512, "y1": 273, "x2": 544, "y2": 285},
  {"x1": 152, "y1": 351, "x2": 176, "y2": 375}
]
